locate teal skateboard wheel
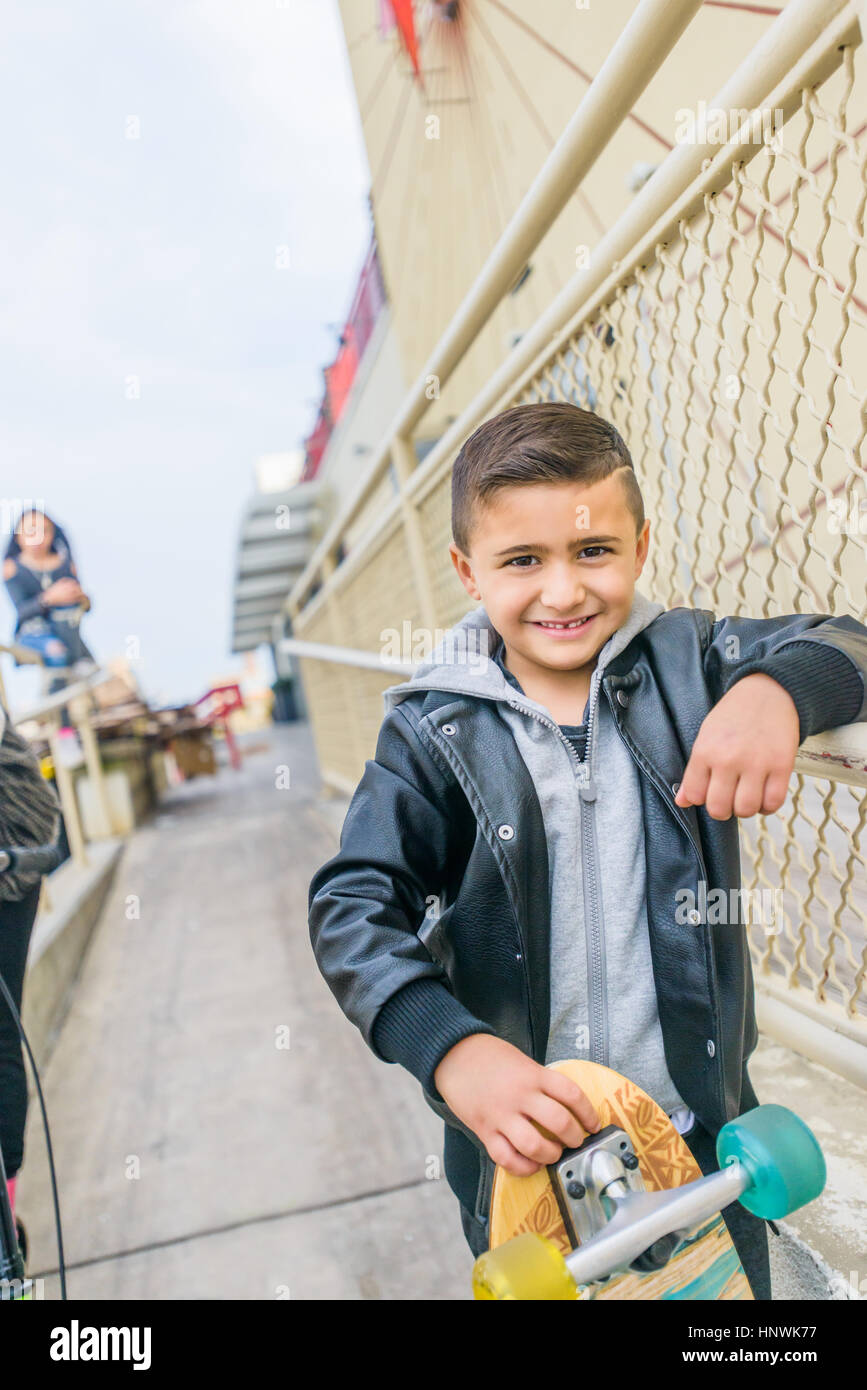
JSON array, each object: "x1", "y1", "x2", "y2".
[{"x1": 716, "y1": 1104, "x2": 826, "y2": 1219}]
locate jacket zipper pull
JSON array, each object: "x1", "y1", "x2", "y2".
[{"x1": 576, "y1": 764, "x2": 597, "y2": 801}]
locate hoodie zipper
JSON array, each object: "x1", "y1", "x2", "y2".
[
  {"x1": 508, "y1": 660, "x2": 609, "y2": 1067},
  {"x1": 400, "y1": 620, "x2": 651, "y2": 1072},
  {"x1": 575, "y1": 665, "x2": 607, "y2": 1067},
  {"x1": 505, "y1": 680, "x2": 713, "y2": 1073}
]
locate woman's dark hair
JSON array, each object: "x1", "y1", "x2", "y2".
[
  {"x1": 4, "y1": 510, "x2": 71, "y2": 562},
  {"x1": 451, "y1": 402, "x2": 645, "y2": 553}
]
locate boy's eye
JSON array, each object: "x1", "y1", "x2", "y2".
[{"x1": 504, "y1": 546, "x2": 611, "y2": 567}]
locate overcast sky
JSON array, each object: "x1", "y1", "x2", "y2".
[{"x1": 0, "y1": 0, "x2": 370, "y2": 712}]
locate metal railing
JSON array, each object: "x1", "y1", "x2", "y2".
[
  {"x1": 286, "y1": 0, "x2": 867, "y2": 1079},
  {"x1": 1, "y1": 647, "x2": 118, "y2": 868}
]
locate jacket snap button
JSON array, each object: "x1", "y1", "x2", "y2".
[
  {"x1": 707, "y1": 1039, "x2": 715, "y2": 1058},
  {"x1": 616, "y1": 690, "x2": 629, "y2": 707},
  {"x1": 497, "y1": 824, "x2": 515, "y2": 841},
  {"x1": 688, "y1": 909, "x2": 701, "y2": 925},
  {"x1": 442, "y1": 723, "x2": 456, "y2": 735}
]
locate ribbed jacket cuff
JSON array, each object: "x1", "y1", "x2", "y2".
[
  {"x1": 723, "y1": 641, "x2": 864, "y2": 744},
  {"x1": 372, "y1": 978, "x2": 497, "y2": 1100}
]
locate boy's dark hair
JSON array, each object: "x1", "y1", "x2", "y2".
[{"x1": 451, "y1": 402, "x2": 645, "y2": 553}]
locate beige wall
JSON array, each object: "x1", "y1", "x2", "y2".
[{"x1": 335, "y1": 0, "x2": 780, "y2": 436}]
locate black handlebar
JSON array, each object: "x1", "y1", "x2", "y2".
[{"x1": 0, "y1": 844, "x2": 64, "y2": 876}]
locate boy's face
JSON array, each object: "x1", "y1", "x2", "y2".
[{"x1": 449, "y1": 473, "x2": 650, "y2": 681}]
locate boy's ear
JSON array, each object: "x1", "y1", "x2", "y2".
[
  {"x1": 449, "y1": 542, "x2": 482, "y2": 601},
  {"x1": 633, "y1": 520, "x2": 651, "y2": 577}
]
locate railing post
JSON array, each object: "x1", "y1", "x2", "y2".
[
  {"x1": 390, "y1": 434, "x2": 438, "y2": 634},
  {"x1": 69, "y1": 691, "x2": 113, "y2": 840},
  {"x1": 48, "y1": 713, "x2": 88, "y2": 867},
  {"x1": 320, "y1": 554, "x2": 368, "y2": 776}
]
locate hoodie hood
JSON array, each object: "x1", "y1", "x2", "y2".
[{"x1": 382, "y1": 587, "x2": 666, "y2": 719}]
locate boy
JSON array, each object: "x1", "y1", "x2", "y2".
[{"x1": 308, "y1": 402, "x2": 867, "y2": 1300}]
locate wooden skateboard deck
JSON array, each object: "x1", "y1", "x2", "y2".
[{"x1": 487, "y1": 1060, "x2": 753, "y2": 1300}]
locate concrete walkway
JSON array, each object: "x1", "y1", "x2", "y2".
[{"x1": 18, "y1": 723, "x2": 471, "y2": 1299}]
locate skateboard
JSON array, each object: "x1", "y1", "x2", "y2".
[{"x1": 472, "y1": 1059, "x2": 825, "y2": 1301}]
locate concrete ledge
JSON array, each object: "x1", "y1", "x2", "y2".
[
  {"x1": 21, "y1": 839, "x2": 125, "y2": 1071},
  {"x1": 750, "y1": 1034, "x2": 867, "y2": 1298}
]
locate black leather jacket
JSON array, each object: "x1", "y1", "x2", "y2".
[{"x1": 308, "y1": 606, "x2": 867, "y2": 1227}]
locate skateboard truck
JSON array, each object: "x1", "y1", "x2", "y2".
[
  {"x1": 552, "y1": 1133, "x2": 747, "y2": 1285},
  {"x1": 550, "y1": 1125, "x2": 690, "y2": 1272},
  {"x1": 473, "y1": 1103, "x2": 826, "y2": 1299}
]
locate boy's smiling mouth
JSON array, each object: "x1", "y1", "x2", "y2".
[{"x1": 528, "y1": 613, "x2": 599, "y2": 636}]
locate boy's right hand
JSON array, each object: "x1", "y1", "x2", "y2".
[{"x1": 433, "y1": 1034, "x2": 602, "y2": 1177}]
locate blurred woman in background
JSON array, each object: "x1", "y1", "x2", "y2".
[{"x1": 3, "y1": 510, "x2": 96, "y2": 695}]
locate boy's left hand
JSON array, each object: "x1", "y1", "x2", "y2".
[{"x1": 674, "y1": 673, "x2": 800, "y2": 820}]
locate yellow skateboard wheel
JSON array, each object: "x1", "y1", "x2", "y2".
[{"x1": 473, "y1": 1233, "x2": 577, "y2": 1301}]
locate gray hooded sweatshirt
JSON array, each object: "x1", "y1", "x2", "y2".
[{"x1": 382, "y1": 588, "x2": 694, "y2": 1130}]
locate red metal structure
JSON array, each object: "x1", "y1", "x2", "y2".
[
  {"x1": 194, "y1": 683, "x2": 244, "y2": 771},
  {"x1": 301, "y1": 237, "x2": 387, "y2": 482}
]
